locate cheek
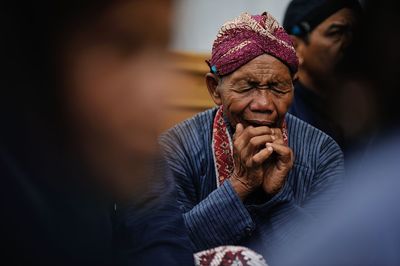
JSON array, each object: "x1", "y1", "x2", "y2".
[
  {"x1": 315, "y1": 38, "x2": 343, "y2": 63},
  {"x1": 65, "y1": 49, "x2": 170, "y2": 157},
  {"x1": 221, "y1": 92, "x2": 251, "y2": 119},
  {"x1": 63, "y1": 48, "x2": 173, "y2": 196},
  {"x1": 323, "y1": 40, "x2": 343, "y2": 62},
  {"x1": 275, "y1": 93, "x2": 293, "y2": 117},
  {"x1": 82, "y1": 52, "x2": 161, "y2": 107},
  {"x1": 303, "y1": 45, "x2": 329, "y2": 75}
]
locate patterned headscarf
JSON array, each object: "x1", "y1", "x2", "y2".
[{"x1": 207, "y1": 12, "x2": 298, "y2": 76}]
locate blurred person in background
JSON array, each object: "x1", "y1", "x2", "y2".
[
  {"x1": 283, "y1": 0, "x2": 361, "y2": 150},
  {"x1": 0, "y1": 1, "x2": 194, "y2": 265},
  {"x1": 267, "y1": 0, "x2": 400, "y2": 264},
  {"x1": 160, "y1": 12, "x2": 343, "y2": 258}
]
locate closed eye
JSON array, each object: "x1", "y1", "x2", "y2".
[
  {"x1": 269, "y1": 82, "x2": 292, "y2": 94},
  {"x1": 326, "y1": 24, "x2": 351, "y2": 37},
  {"x1": 232, "y1": 85, "x2": 253, "y2": 93}
]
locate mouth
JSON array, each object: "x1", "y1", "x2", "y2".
[{"x1": 244, "y1": 119, "x2": 277, "y2": 128}]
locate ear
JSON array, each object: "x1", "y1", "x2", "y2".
[
  {"x1": 290, "y1": 35, "x2": 305, "y2": 66},
  {"x1": 205, "y1": 73, "x2": 222, "y2": 106}
]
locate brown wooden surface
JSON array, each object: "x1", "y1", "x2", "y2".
[{"x1": 160, "y1": 51, "x2": 215, "y2": 132}]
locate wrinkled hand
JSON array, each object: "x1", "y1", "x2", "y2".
[
  {"x1": 231, "y1": 123, "x2": 276, "y2": 199},
  {"x1": 262, "y1": 128, "x2": 294, "y2": 196}
]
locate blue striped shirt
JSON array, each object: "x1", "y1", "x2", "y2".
[{"x1": 160, "y1": 108, "x2": 344, "y2": 254}]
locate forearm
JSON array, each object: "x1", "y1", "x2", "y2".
[{"x1": 183, "y1": 180, "x2": 255, "y2": 251}]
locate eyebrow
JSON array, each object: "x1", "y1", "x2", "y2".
[
  {"x1": 234, "y1": 78, "x2": 292, "y2": 90},
  {"x1": 247, "y1": 76, "x2": 292, "y2": 85},
  {"x1": 327, "y1": 22, "x2": 351, "y2": 31}
]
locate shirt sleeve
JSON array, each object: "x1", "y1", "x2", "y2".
[
  {"x1": 160, "y1": 131, "x2": 256, "y2": 251},
  {"x1": 114, "y1": 160, "x2": 195, "y2": 266},
  {"x1": 183, "y1": 180, "x2": 256, "y2": 251}
]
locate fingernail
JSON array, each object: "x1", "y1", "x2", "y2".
[{"x1": 267, "y1": 143, "x2": 273, "y2": 152}]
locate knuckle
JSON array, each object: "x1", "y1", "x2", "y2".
[
  {"x1": 243, "y1": 127, "x2": 252, "y2": 135},
  {"x1": 252, "y1": 155, "x2": 261, "y2": 165},
  {"x1": 283, "y1": 147, "x2": 291, "y2": 154},
  {"x1": 249, "y1": 138, "x2": 258, "y2": 146},
  {"x1": 233, "y1": 139, "x2": 240, "y2": 148},
  {"x1": 245, "y1": 159, "x2": 253, "y2": 168},
  {"x1": 239, "y1": 150, "x2": 246, "y2": 160}
]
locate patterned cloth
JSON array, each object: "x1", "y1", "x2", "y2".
[
  {"x1": 195, "y1": 246, "x2": 267, "y2": 266},
  {"x1": 212, "y1": 106, "x2": 288, "y2": 186},
  {"x1": 207, "y1": 12, "x2": 298, "y2": 76}
]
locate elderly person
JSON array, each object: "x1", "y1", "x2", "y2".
[{"x1": 160, "y1": 12, "x2": 344, "y2": 255}]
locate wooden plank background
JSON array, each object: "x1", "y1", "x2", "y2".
[{"x1": 160, "y1": 51, "x2": 215, "y2": 132}]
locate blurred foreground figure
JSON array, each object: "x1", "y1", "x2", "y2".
[
  {"x1": 161, "y1": 12, "x2": 343, "y2": 258},
  {"x1": 283, "y1": 0, "x2": 361, "y2": 149},
  {"x1": 0, "y1": 1, "x2": 194, "y2": 265},
  {"x1": 268, "y1": 0, "x2": 400, "y2": 265}
]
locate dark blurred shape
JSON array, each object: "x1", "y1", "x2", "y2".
[
  {"x1": 334, "y1": 0, "x2": 400, "y2": 140},
  {"x1": 267, "y1": 0, "x2": 400, "y2": 265},
  {"x1": 269, "y1": 139, "x2": 400, "y2": 266},
  {"x1": 283, "y1": 0, "x2": 361, "y2": 151},
  {"x1": 0, "y1": 1, "x2": 194, "y2": 265},
  {"x1": 283, "y1": 0, "x2": 361, "y2": 37}
]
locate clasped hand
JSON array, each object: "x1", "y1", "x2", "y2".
[{"x1": 230, "y1": 123, "x2": 294, "y2": 199}]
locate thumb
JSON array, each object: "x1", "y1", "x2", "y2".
[{"x1": 234, "y1": 123, "x2": 244, "y2": 139}]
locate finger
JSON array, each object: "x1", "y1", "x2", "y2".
[
  {"x1": 251, "y1": 126, "x2": 274, "y2": 136},
  {"x1": 234, "y1": 123, "x2": 247, "y2": 152},
  {"x1": 235, "y1": 125, "x2": 273, "y2": 151},
  {"x1": 233, "y1": 123, "x2": 244, "y2": 140},
  {"x1": 240, "y1": 134, "x2": 275, "y2": 161},
  {"x1": 266, "y1": 143, "x2": 293, "y2": 164},
  {"x1": 252, "y1": 145, "x2": 274, "y2": 166},
  {"x1": 269, "y1": 137, "x2": 284, "y2": 146},
  {"x1": 241, "y1": 126, "x2": 274, "y2": 140},
  {"x1": 262, "y1": 130, "x2": 284, "y2": 146},
  {"x1": 271, "y1": 128, "x2": 283, "y2": 140},
  {"x1": 248, "y1": 135, "x2": 276, "y2": 151}
]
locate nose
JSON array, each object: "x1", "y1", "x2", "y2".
[{"x1": 249, "y1": 90, "x2": 274, "y2": 113}]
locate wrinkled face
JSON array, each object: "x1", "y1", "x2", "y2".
[
  {"x1": 300, "y1": 8, "x2": 357, "y2": 80},
  {"x1": 213, "y1": 54, "x2": 294, "y2": 129}
]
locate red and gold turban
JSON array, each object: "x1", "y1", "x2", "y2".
[{"x1": 207, "y1": 12, "x2": 298, "y2": 76}]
